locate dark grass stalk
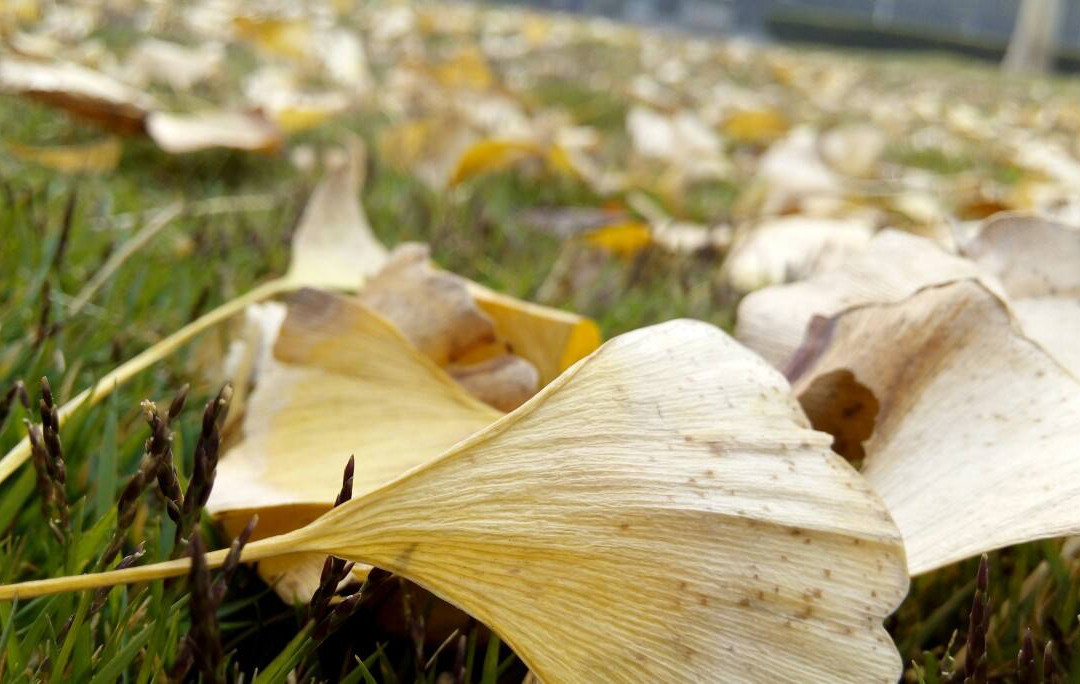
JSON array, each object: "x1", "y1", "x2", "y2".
[
  {"x1": 0, "y1": 381, "x2": 28, "y2": 429},
  {"x1": 1018, "y1": 629, "x2": 1037, "y2": 684},
  {"x1": 177, "y1": 533, "x2": 223, "y2": 684},
  {"x1": 141, "y1": 399, "x2": 183, "y2": 525},
  {"x1": 309, "y1": 455, "x2": 357, "y2": 629},
  {"x1": 1043, "y1": 642, "x2": 1057, "y2": 684},
  {"x1": 173, "y1": 384, "x2": 232, "y2": 551},
  {"x1": 89, "y1": 543, "x2": 146, "y2": 617},
  {"x1": 964, "y1": 555, "x2": 990, "y2": 684},
  {"x1": 171, "y1": 516, "x2": 256, "y2": 682},
  {"x1": 263, "y1": 457, "x2": 393, "y2": 681},
  {"x1": 25, "y1": 378, "x2": 69, "y2": 544}
]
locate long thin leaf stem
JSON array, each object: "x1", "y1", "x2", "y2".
[
  {"x1": 0, "y1": 277, "x2": 297, "y2": 486},
  {"x1": 0, "y1": 531, "x2": 301, "y2": 600}
]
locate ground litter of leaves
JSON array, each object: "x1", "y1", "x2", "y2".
[{"x1": 1, "y1": 0, "x2": 1080, "y2": 682}]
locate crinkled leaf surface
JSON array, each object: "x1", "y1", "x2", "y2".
[{"x1": 265, "y1": 319, "x2": 908, "y2": 683}]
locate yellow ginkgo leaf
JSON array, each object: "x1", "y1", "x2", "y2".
[
  {"x1": 210, "y1": 287, "x2": 502, "y2": 601},
  {"x1": 584, "y1": 221, "x2": 653, "y2": 257},
  {"x1": 8, "y1": 137, "x2": 121, "y2": 173},
  {"x1": 466, "y1": 282, "x2": 601, "y2": 386},
  {"x1": 722, "y1": 108, "x2": 789, "y2": 144},
  {"x1": 450, "y1": 139, "x2": 542, "y2": 185},
  {"x1": 431, "y1": 47, "x2": 494, "y2": 91},
  {"x1": 286, "y1": 137, "x2": 389, "y2": 289},
  {"x1": 209, "y1": 288, "x2": 501, "y2": 521},
  {"x1": 232, "y1": 16, "x2": 312, "y2": 60},
  {"x1": 0, "y1": 320, "x2": 909, "y2": 683},
  {"x1": 788, "y1": 280, "x2": 1080, "y2": 575}
]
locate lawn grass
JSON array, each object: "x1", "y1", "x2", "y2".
[{"x1": 1, "y1": 25, "x2": 1078, "y2": 684}]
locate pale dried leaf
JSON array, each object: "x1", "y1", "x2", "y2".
[
  {"x1": 146, "y1": 110, "x2": 282, "y2": 154},
  {"x1": 722, "y1": 216, "x2": 874, "y2": 294},
  {"x1": 123, "y1": 38, "x2": 223, "y2": 90},
  {"x1": 286, "y1": 138, "x2": 389, "y2": 289},
  {"x1": 735, "y1": 230, "x2": 993, "y2": 370},
  {"x1": 961, "y1": 213, "x2": 1080, "y2": 298},
  {"x1": 789, "y1": 281, "x2": 1080, "y2": 575},
  {"x1": 0, "y1": 56, "x2": 156, "y2": 133},
  {"x1": 961, "y1": 212, "x2": 1080, "y2": 375}
]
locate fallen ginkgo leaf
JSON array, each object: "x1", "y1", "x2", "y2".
[
  {"x1": 721, "y1": 216, "x2": 875, "y2": 294},
  {"x1": 209, "y1": 287, "x2": 501, "y2": 532},
  {"x1": 145, "y1": 110, "x2": 282, "y2": 154},
  {"x1": 284, "y1": 138, "x2": 388, "y2": 288},
  {"x1": 0, "y1": 320, "x2": 909, "y2": 683},
  {"x1": 211, "y1": 287, "x2": 503, "y2": 601},
  {"x1": 735, "y1": 230, "x2": 995, "y2": 370},
  {"x1": 960, "y1": 212, "x2": 1080, "y2": 376},
  {"x1": 788, "y1": 280, "x2": 1080, "y2": 575},
  {"x1": 0, "y1": 56, "x2": 158, "y2": 134},
  {"x1": 464, "y1": 282, "x2": 600, "y2": 386},
  {"x1": 7, "y1": 137, "x2": 122, "y2": 173}
]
